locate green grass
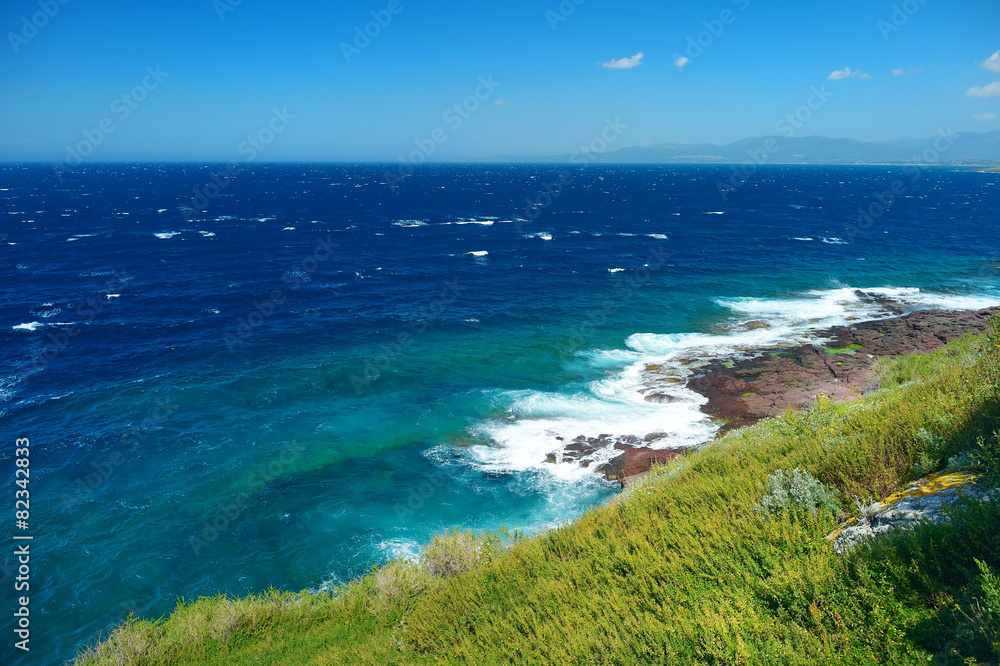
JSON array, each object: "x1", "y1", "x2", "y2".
[
  {"x1": 78, "y1": 325, "x2": 1000, "y2": 665},
  {"x1": 823, "y1": 343, "x2": 864, "y2": 355}
]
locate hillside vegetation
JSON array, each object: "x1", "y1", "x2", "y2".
[{"x1": 79, "y1": 321, "x2": 1000, "y2": 665}]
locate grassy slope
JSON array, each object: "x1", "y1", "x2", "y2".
[{"x1": 79, "y1": 327, "x2": 1000, "y2": 665}]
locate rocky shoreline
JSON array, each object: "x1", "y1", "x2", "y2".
[{"x1": 559, "y1": 300, "x2": 997, "y2": 487}]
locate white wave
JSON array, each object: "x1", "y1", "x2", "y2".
[
  {"x1": 467, "y1": 251, "x2": 489, "y2": 257},
  {"x1": 377, "y1": 538, "x2": 421, "y2": 562},
  {"x1": 199, "y1": 231, "x2": 216, "y2": 237},
  {"x1": 792, "y1": 237, "x2": 814, "y2": 241},
  {"x1": 31, "y1": 304, "x2": 61, "y2": 319},
  {"x1": 157, "y1": 208, "x2": 168, "y2": 213},
  {"x1": 646, "y1": 234, "x2": 668, "y2": 240},
  {"x1": 524, "y1": 232, "x2": 553, "y2": 241},
  {"x1": 106, "y1": 294, "x2": 121, "y2": 299},
  {"x1": 704, "y1": 211, "x2": 725, "y2": 215},
  {"x1": 468, "y1": 374, "x2": 715, "y2": 480},
  {"x1": 12, "y1": 322, "x2": 42, "y2": 332},
  {"x1": 608, "y1": 268, "x2": 625, "y2": 273},
  {"x1": 393, "y1": 220, "x2": 428, "y2": 228},
  {"x1": 454, "y1": 219, "x2": 495, "y2": 226},
  {"x1": 282, "y1": 227, "x2": 295, "y2": 231},
  {"x1": 463, "y1": 285, "x2": 1000, "y2": 479},
  {"x1": 154, "y1": 232, "x2": 180, "y2": 239},
  {"x1": 821, "y1": 237, "x2": 848, "y2": 245}
]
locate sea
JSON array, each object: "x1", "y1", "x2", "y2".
[{"x1": 1, "y1": 162, "x2": 999, "y2": 662}]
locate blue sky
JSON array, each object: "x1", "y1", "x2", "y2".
[{"x1": 1, "y1": 0, "x2": 998, "y2": 162}]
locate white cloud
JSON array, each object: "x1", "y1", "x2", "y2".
[
  {"x1": 674, "y1": 56, "x2": 689, "y2": 69},
  {"x1": 980, "y1": 50, "x2": 1000, "y2": 73},
  {"x1": 601, "y1": 52, "x2": 643, "y2": 69},
  {"x1": 974, "y1": 113, "x2": 997, "y2": 121},
  {"x1": 828, "y1": 66, "x2": 872, "y2": 81},
  {"x1": 966, "y1": 81, "x2": 1000, "y2": 98},
  {"x1": 892, "y1": 66, "x2": 923, "y2": 76}
]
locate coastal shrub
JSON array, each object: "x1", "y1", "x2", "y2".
[
  {"x1": 973, "y1": 559, "x2": 1000, "y2": 656},
  {"x1": 421, "y1": 529, "x2": 503, "y2": 579},
  {"x1": 369, "y1": 559, "x2": 433, "y2": 615},
  {"x1": 756, "y1": 468, "x2": 840, "y2": 518},
  {"x1": 912, "y1": 428, "x2": 948, "y2": 476},
  {"x1": 76, "y1": 615, "x2": 162, "y2": 665},
  {"x1": 976, "y1": 432, "x2": 1000, "y2": 486}
]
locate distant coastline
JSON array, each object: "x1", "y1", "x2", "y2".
[{"x1": 491, "y1": 130, "x2": 1000, "y2": 166}]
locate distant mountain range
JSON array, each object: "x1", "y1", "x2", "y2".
[{"x1": 494, "y1": 131, "x2": 1000, "y2": 165}]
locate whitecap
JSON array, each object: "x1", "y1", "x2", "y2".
[
  {"x1": 820, "y1": 237, "x2": 848, "y2": 245},
  {"x1": 12, "y1": 322, "x2": 42, "y2": 332},
  {"x1": 608, "y1": 268, "x2": 625, "y2": 273},
  {"x1": 377, "y1": 538, "x2": 421, "y2": 562},
  {"x1": 154, "y1": 232, "x2": 180, "y2": 239},
  {"x1": 199, "y1": 231, "x2": 216, "y2": 237},
  {"x1": 467, "y1": 251, "x2": 489, "y2": 257},
  {"x1": 646, "y1": 234, "x2": 668, "y2": 240}
]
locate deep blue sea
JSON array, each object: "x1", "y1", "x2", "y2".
[{"x1": 1, "y1": 163, "x2": 999, "y2": 662}]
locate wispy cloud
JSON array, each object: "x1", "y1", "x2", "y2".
[
  {"x1": 674, "y1": 56, "x2": 689, "y2": 69},
  {"x1": 973, "y1": 113, "x2": 998, "y2": 121},
  {"x1": 980, "y1": 50, "x2": 1000, "y2": 73},
  {"x1": 493, "y1": 100, "x2": 505, "y2": 105},
  {"x1": 600, "y1": 52, "x2": 643, "y2": 69},
  {"x1": 891, "y1": 66, "x2": 923, "y2": 76},
  {"x1": 966, "y1": 81, "x2": 1000, "y2": 98},
  {"x1": 828, "y1": 67, "x2": 872, "y2": 81}
]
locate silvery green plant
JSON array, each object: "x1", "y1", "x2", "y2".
[{"x1": 756, "y1": 468, "x2": 840, "y2": 518}]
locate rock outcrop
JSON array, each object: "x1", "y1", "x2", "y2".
[
  {"x1": 828, "y1": 472, "x2": 993, "y2": 553},
  {"x1": 683, "y1": 305, "x2": 997, "y2": 434}
]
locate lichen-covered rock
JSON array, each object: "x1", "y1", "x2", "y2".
[{"x1": 828, "y1": 472, "x2": 993, "y2": 554}]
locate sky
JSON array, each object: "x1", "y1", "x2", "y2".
[{"x1": 0, "y1": 0, "x2": 999, "y2": 163}]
